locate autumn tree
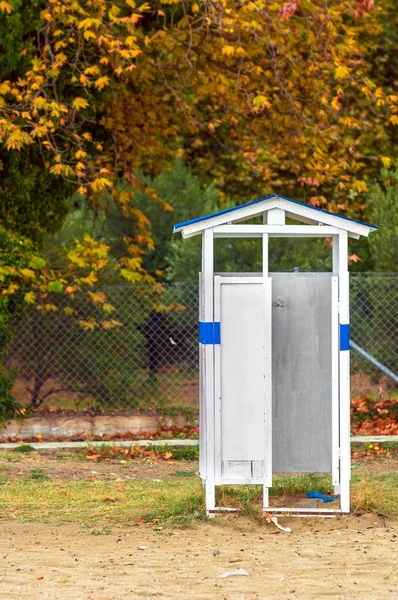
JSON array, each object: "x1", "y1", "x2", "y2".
[
  {"x1": 1, "y1": 1, "x2": 396, "y2": 207},
  {"x1": 0, "y1": 0, "x2": 396, "y2": 300}
]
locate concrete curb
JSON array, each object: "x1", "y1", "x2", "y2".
[
  {"x1": 0, "y1": 439, "x2": 199, "y2": 450},
  {"x1": 0, "y1": 413, "x2": 196, "y2": 440},
  {"x1": 0, "y1": 436, "x2": 396, "y2": 451}
]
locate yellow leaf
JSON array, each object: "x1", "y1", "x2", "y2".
[
  {"x1": 88, "y1": 291, "x2": 106, "y2": 305},
  {"x1": 24, "y1": 292, "x2": 36, "y2": 305},
  {"x1": 353, "y1": 180, "x2": 369, "y2": 193},
  {"x1": 331, "y1": 96, "x2": 341, "y2": 111},
  {"x1": 94, "y1": 76, "x2": 110, "y2": 90},
  {"x1": 380, "y1": 156, "x2": 391, "y2": 168},
  {"x1": 0, "y1": 1, "x2": 12, "y2": 14},
  {"x1": 79, "y1": 319, "x2": 97, "y2": 330},
  {"x1": 253, "y1": 95, "x2": 271, "y2": 110},
  {"x1": 44, "y1": 303, "x2": 58, "y2": 312},
  {"x1": 75, "y1": 149, "x2": 87, "y2": 159},
  {"x1": 102, "y1": 303, "x2": 115, "y2": 313},
  {"x1": 335, "y1": 65, "x2": 350, "y2": 80},
  {"x1": 40, "y1": 10, "x2": 52, "y2": 21},
  {"x1": 0, "y1": 81, "x2": 11, "y2": 95},
  {"x1": 78, "y1": 18, "x2": 101, "y2": 30},
  {"x1": 222, "y1": 45, "x2": 235, "y2": 56},
  {"x1": 72, "y1": 97, "x2": 89, "y2": 110},
  {"x1": 3, "y1": 283, "x2": 19, "y2": 294},
  {"x1": 91, "y1": 177, "x2": 112, "y2": 193},
  {"x1": 54, "y1": 41, "x2": 67, "y2": 51},
  {"x1": 83, "y1": 30, "x2": 96, "y2": 41},
  {"x1": 390, "y1": 115, "x2": 398, "y2": 126},
  {"x1": 20, "y1": 268, "x2": 35, "y2": 279}
]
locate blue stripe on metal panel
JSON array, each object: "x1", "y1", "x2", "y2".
[
  {"x1": 199, "y1": 321, "x2": 220, "y2": 344},
  {"x1": 172, "y1": 194, "x2": 377, "y2": 232},
  {"x1": 340, "y1": 324, "x2": 350, "y2": 351}
]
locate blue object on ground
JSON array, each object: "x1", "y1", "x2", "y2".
[{"x1": 307, "y1": 491, "x2": 338, "y2": 503}]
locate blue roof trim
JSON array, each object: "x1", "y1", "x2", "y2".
[{"x1": 172, "y1": 194, "x2": 377, "y2": 232}]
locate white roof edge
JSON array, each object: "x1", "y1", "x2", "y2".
[{"x1": 175, "y1": 196, "x2": 376, "y2": 239}]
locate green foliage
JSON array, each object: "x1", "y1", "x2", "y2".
[
  {"x1": 0, "y1": 150, "x2": 70, "y2": 245},
  {"x1": 366, "y1": 170, "x2": 398, "y2": 272},
  {"x1": 0, "y1": 364, "x2": 22, "y2": 421},
  {"x1": 0, "y1": 3, "x2": 70, "y2": 243},
  {"x1": 0, "y1": 225, "x2": 36, "y2": 270}
]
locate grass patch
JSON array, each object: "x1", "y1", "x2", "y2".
[
  {"x1": 0, "y1": 452, "x2": 20, "y2": 462},
  {"x1": 13, "y1": 444, "x2": 36, "y2": 453},
  {"x1": 174, "y1": 470, "x2": 197, "y2": 477},
  {"x1": 29, "y1": 469, "x2": 51, "y2": 481},
  {"x1": 0, "y1": 472, "x2": 396, "y2": 529},
  {"x1": 351, "y1": 473, "x2": 398, "y2": 517},
  {"x1": 0, "y1": 478, "x2": 204, "y2": 528}
]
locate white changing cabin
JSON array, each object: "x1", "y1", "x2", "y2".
[{"x1": 173, "y1": 195, "x2": 377, "y2": 516}]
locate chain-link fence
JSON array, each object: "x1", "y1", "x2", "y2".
[{"x1": 1, "y1": 274, "x2": 397, "y2": 413}]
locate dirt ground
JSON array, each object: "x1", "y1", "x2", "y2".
[
  {"x1": 0, "y1": 452, "x2": 184, "y2": 481},
  {"x1": 0, "y1": 451, "x2": 397, "y2": 482},
  {"x1": 0, "y1": 515, "x2": 396, "y2": 600},
  {"x1": 0, "y1": 452, "x2": 397, "y2": 599}
]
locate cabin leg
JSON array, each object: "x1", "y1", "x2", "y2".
[
  {"x1": 206, "y1": 481, "x2": 215, "y2": 517},
  {"x1": 263, "y1": 485, "x2": 269, "y2": 509}
]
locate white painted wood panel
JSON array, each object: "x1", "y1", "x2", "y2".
[{"x1": 217, "y1": 278, "x2": 272, "y2": 483}]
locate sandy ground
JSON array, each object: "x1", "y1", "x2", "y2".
[{"x1": 0, "y1": 516, "x2": 396, "y2": 600}]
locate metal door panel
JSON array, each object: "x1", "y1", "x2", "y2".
[{"x1": 271, "y1": 273, "x2": 334, "y2": 472}]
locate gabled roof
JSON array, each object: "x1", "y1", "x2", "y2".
[{"x1": 173, "y1": 194, "x2": 377, "y2": 239}]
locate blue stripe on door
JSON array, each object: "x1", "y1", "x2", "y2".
[
  {"x1": 199, "y1": 322, "x2": 221, "y2": 344},
  {"x1": 340, "y1": 324, "x2": 350, "y2": 351}
]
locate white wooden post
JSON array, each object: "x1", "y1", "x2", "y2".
[
  {"x1": 202, "y1": 229, "x2": 215, "y2": 516},
  {"x1": 331, "y1": 275, "x2": 340, "y2": 492},
  {"x1": 337, "y1": 230, "x2": 350, "y2": 513},
  {"x1": 262, "y1": 233, "x2": 269, "y2": 277},
  {"x1": 262, "y1": 232, "x2": 271, "y2": 508}
]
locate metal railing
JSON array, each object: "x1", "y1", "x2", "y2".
[{"x1": 1, "y1": 274, "x2": 397, "y2": 412}]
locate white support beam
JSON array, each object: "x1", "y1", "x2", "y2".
[
  {"x1": 338, "y1": 229, "x2": 350, "y2": 514},
  {"x1": 213, "y1": 225, "x2": 339, "y2": 238},
  {"x1": 262, "y1": 233, "x2": 269, "y2": 276},
  {"x1": 267, "y1": 208, "x2": 285, "y2": 225},
  {"x1": 202, "y1": 229, "x2": 216, "y2": 517},
  {"x1": 331, "y1": 276, "x2": 340, "y2": 489}
]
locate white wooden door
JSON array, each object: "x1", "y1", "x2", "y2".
[{"x1": 214, "y1": 276, "x2": 272, "y2": 485}]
